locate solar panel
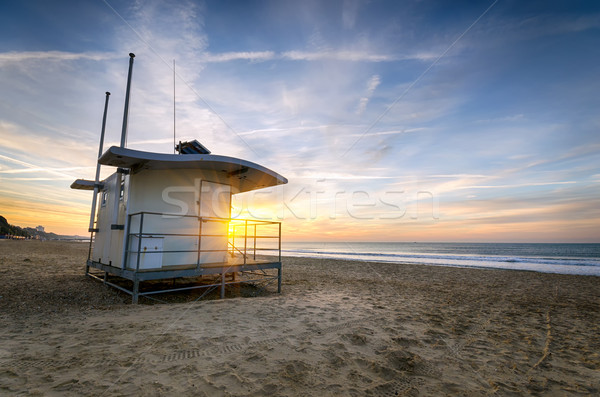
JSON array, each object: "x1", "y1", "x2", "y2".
[{"x1": 176, "y1": 140, "x2": 211, "y2": 154}]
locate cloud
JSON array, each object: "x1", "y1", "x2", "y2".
[
  {"x1": 281, "y1": 50, "x2": 396, "y2": 62},
  {"x1": 473, "y1": 114, "x2": 525, "y2": 124},
  {"x1": 0, "y1": 121, "x2": 97, "y2": 173},
  {"x1": 0, "y1": 166, "x2": 94, "y2": 174},
  {"x1": 0, "y1": 153, "x2": 84, "y2": 181},
  {"x1": 430, "y1": 174, "x2": 489, "y2": 179},
  {"x1": 350, "y1": 128, "x2": 428, "y2": 137},
  {"x1": 290, "y1": 172, "x2": 398, "y2": 180},
  {"x1": 0, "y1": 51, "x2": 118, "y2": 65},
  {"x1": 457, "y1": 181, "x2": 577, "y2": 190},
  {"x1": 356, "y1": 75, "x2": 381, "y2": 114},
  {"x1": 200, "y1": 51, "x2": 276, "y2": 62},
  {"x1": 342, "y1": 0, "x2": 361, "y2": 29},
  {"x1": 199, "y1": 49, "x2": 426, "y2": 64}
]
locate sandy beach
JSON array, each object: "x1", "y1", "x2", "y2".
[{"x1": 1, "y1": 240, "x2": 599, "y2": 396}]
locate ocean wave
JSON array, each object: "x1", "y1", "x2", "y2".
[{"x1": 280, "y1": 249, "x2": 600, "y2": 268}]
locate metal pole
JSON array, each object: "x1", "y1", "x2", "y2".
[
  {"x1": 120, "y1": 53, "x2": 135, "y2": 148},
  {"x1": 112, "y1": 53, "x2": 135, "y2": 230},
  {"x1": 173, "y1": 59, "x2": 176, "y2": 154},
  {"x1": 89, "y1": 92, "x2": 110, "y2": 232},
  {"x1": 253, "y1": 224, "x2": 256, "y2": 261}
]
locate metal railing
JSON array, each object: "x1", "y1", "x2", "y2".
[{"x1": 122, "y1": 211, "x2": 281, "y2": 271}]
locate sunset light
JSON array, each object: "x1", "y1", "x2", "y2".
[{"x1": 2, "y1": 3, "x2": 600, "y2": 395}]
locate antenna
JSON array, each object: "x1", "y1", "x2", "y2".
[
  {"x1": 173, "y1": 59, "x2": 176, "y2": 154},
  {"x1": 120, "y1": 53, "x2": 135, "y2": 148},
  {"x1": 112, "y1": 53, "x2": 134, "y2": 231}
]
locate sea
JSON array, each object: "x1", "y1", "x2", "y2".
[{"x1": 280, "y1": 242, "x2": 600, "y2": 276}]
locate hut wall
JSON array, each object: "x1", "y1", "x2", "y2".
[
  {"x1": 92, "y1": 173, "x2": 129, "y2": 268},
  {"x1": 124, "y1": 169, "x2": 231, "y2": 269}
]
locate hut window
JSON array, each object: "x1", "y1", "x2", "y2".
[
  {"x1": 101, "y1": 192, "x2": 107, "y2": 207},
  {"x1": 119, "y1": 180, "x2": 125, "y2": 201}
]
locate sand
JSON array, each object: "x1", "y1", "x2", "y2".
[{"x1": 0, "y1": 240, "x2": 599, "y2": 396}]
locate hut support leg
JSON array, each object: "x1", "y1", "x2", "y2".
[
  {"x1": 220, "y1": 272, "x2": 225, "y2": 299},
  {"x1": 132, "y1": 279, "x2": 139, "y2": 304},
  {"x1": 277, "y1": 267, "x2": 282, "y2": 293},
  {"x1": 103, "y1": 271, "x2": 108, "y2": 284}
]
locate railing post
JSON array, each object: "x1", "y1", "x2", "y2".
[
  {"x1": 136, "y1": 212, "x2": 144, "y2": 271},
  {"x1": 123, "y1": 213, "x2": 131, "y2": 269},
  {"x1": 253, "y1": 224, "x2": 257, "y2": 261},
  {"x1": 278, "y1": 222, "x2": 282, "y2": 263},
  {"x1": 231, "y1": 225, "x2": 235, "y2": 257},
  {"x1": 244, "y1": 220, "x2": 248, "y2": 266},
  {"x1": 278, "y1": 221, "x2": 282, "y2": 293},
  {"x1": 197, "y1": 215, "x2": 203, "y2": 269}
]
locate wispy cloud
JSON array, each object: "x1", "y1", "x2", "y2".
[
  {"x1": 200, "y1": 51, "x2": 276, "y2": 62},
  {"x1": 0, "y1": 153, "x2": 83, "y2": 180},
  {"x1": 350, "y1": 128, "x2": 427, "y2": 137},
  {"x1": 281, "y1": 50, "x2": 396, "y2": 62},
  {"x1": 198, "y1": 49, "x2": 418, "y2": 63},
  {"x1": 0, "y1": 47, "x2": 432, "y2": 68},
  {"x1": 0, "y1": 166, "x2": 94, "y2": 174},
  {"x1": 356, "y1": 74, "x2": 381, "y2": 115},
  {"x1": 342, "y1": 0, "x2": 361, "y2": 29},
  {"x1": 0, "y1": 51, "x2": 118, "y2": 65},
  {"x1": 457, "y1": 181, "x2": 577, "y2": 190},
  {"x1": 430, "y1": 174, "x2": 489, "y2": 179},
  {"x1": 0, "y1": 121, "x2": 96, "y2": 171},
  {"x1": 473, "y1": 114, "x2": 525, "y2": 124}
]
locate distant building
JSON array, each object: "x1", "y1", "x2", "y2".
[{"x1": 36, "y1": 225, "x2": 45, "y2": 232}]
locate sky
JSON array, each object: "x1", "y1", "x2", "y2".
[{"x1": 0, "y1": 0, "x2": 599, "y2": 242}]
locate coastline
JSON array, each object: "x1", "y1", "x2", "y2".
[
  {"x1": 1, "y1": 241, "x2": 598, "y2": 395},
  {"x1": 280, "y1": 241, "x2": 600, "y2": 276}
]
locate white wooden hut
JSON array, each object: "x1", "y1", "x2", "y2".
[{"x1": 70, "y1": 54, "x2": 287, "y2": 302}]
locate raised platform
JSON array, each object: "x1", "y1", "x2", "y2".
[{"x1": 85, "y1": 257, "x2": 282, "y2": 303}]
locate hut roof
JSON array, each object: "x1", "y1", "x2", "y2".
[{"x1": 96, "y1": 146, "x2": 287, "y2": 194}]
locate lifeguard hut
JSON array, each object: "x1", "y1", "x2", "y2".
[{"x1": 71, "y1": 54, "x2": 287, "y2": 303}]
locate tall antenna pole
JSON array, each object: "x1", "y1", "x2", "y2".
[
  {"x1": 120, "y1": 53, "x2": 135, "y2": 148},
  {"x1": 89, "y1": 92, "x2": 110, "y2": 232},
  {"x1": 173, "y1": 59, "x2": 176, "y2": 154},
  {"x1": 113, "y1": 53, "x2": 134, "y2": 231}
]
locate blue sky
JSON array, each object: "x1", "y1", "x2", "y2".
[{"x1": 0, "y1": 0, "x2": 599, "y2": 242}]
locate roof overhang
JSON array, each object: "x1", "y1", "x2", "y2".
[
  {"x1": 70, "y1": 179, "x2": 104, "y2": 191},
  {"x1": 97, "y1": 146, "x2": 288, "y2": 194}
]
